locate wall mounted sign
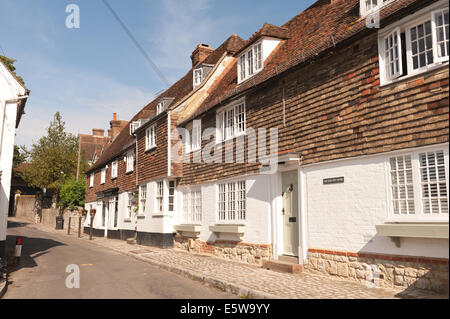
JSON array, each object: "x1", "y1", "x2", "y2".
[{"x1": 323, "y1": 177, "x2": 344, "y2": 185}]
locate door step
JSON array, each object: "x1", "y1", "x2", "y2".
[{"x1": 262, "y1": 259, "x2": 302, "y2": 274}]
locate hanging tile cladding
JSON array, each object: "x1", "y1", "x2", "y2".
[
  {"x1": 136, "y1": 116, "x2": 169, "y2": 184},
  {"x1": 180, "y1": 32, "x2": 449, "y2": 186},
  {"x1": 85, "y1": 150, "x2": 137, "y2": 203}
]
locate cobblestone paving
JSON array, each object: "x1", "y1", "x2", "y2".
[{"x1": 13, "y1": 218, "x2": 446, "y2": 299}]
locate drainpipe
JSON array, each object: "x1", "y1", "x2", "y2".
[
  {"x1": 298, "y1": 163, "x2": 308, "y2": 264},
  {"x1": 269, "y1": 173, "x2": 278, "y2": 260}
]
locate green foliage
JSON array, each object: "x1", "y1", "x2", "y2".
[
  {"x1": 21, "y1": 112, "x2": 89, "y2": 193},
  {"x1": 0, "y1": 55, "x2": 25, "y2": 85},
  {"x1": 13, "y1": 145, "x2": 27, "y2": 168},
  {"x1": 59, "y1": 178, "x2": 86, "y2": 209}
]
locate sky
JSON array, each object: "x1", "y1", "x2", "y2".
[{"x1": 0, "y1": 0, "x2": 315, "y2": 148}]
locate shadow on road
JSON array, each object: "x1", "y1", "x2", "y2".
[{"x1": 5, "y1": 222, "x2": 66, "y2": 278}]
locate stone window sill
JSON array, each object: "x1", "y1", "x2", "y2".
[
  {"x1": 376, "y1": 222, "x2": 449, "y2": 247},
  {"x1": 209, "y1": 225, "x2": 245, "y2": 236},
  {"x1": 174, "y1": 225, "x2": 202, "y2": 237}
]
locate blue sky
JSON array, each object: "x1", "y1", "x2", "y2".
[{"x1": 0, "y1": 0, "x2": 314, "y2": 147}]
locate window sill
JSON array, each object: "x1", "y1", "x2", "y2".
[
  {"x1": 174, "y1": 224, "x2": 202, "y2": 236},
  {"x1": 123, "y1": 218, "x2": 132, "y2": 223},
  {"x1": 136, "y1": 214, "x2": 145, "y2": 219},
  {"x1": 209, "y1": 224, "x2": 245, "y2": 236},
  {"x1": 111, "y1": 177, "x2": 117, "y2": 181},
  {"x1": 145, "y1": 146, "x2": 157, "y2": 153},
  {"x1": 125, "y1": 170, "x2": 133, "y2": 175},
  {"x1": 216, "y1": 131, "x2": 247, "y2": 145},
  {"x1": 380, "y1": 62, "x2": 449, "y2": 87},
  {"x1": 376, "y1": 222, "x2": 449, "y2": 239}
]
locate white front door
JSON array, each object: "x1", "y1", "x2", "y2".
[
  {"x1": 108, "y1": 196, "x2": 118, "y2": 229},
  {"x1": 282, "y1": 171, "x2": 299, "y2": 256}
]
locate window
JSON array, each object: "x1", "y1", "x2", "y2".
[
  {"x1": 387, "y1": 148, "x2": 448, "y2": 220},
  {"x1": 432, "y1": 8, "x2": 450, "y2": 62},
  {"x1": 193, "y1": 68, "x2": 203, "y2": 88},
  {"x1": 217, "y1": 181, "x2": 246, "y2": 223},
  {"x1": 360, "y1": 0, "x2": 396, "y2": 17},
  {"x1": 216, "y1": 100, "x2": 246, "y2": 142},
  {"x1": 89, "y1": 173, "x2": 94, "y2": 188},
  {"x1": 139, "y1": 185, "x2": 147, "y2": 215},
  {"x1": 419, "y1": 151, "x2": 448, "y2": 214},
  {"x1": 238, "y1": 42, "x2": 264, "y2": 83},
  {"x1": 126, "y1": 151, "x2": 134, "y2": 173},
  {"x1": 126, "y1": 192, "x2": 137, "y2": 219},
  {"x1": 100, "y1": 168, "x2": 106, "y2": 184},
  {"x1": 379, "y1": 6, "x2": 449, "y2": 84},
  {"x1": 183, "y1": 190, "x2": 202, "y2": 224},
  {"x1": 185, "y1": 120, "x2": 201, "y2": 153},
  {"x1": 156, "y1": 102, "x2": 164, "y2": 115},
  {"x1": 156, "y1": 181, "x2": 164, "y2": 213},
  {"x1": 168, "y1": 181, "x2": 175, "y2": 212},
  {"x1": 111, "y1": 161, "x2": 118, "y2": 179},
  {"x1": 145, "y1": 124, "x2": 157, "y2": 150}
]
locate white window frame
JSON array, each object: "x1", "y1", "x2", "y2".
[
  {"x1": 139, "y1": 185, "x2": 147, "y2": 215},
  {"x1": 431, "y1": 7, "x2": 450, "y2": 63},
  {"x1": 217, "y1": 180, "x2": 246, "y2": 224},
  {"x1": 216, "y1": 98, "x2": 246, "y2": 143},
  {"x1": 100, "y1": 168, "x2": 106, "y2": 185},
  {"x1": 125, "y1": 192, "x2": 136, "y2": 219},
  {"x1": 382, "y1": 28, "x2": 403, "y2": 81},
  {"x1": 168, "y1": 180, "x2": 176, "y2": 212},
  {"x1": 237, "y1": 41, "x2": 264, "y2": 83},
  {"x1": 145, "y1": 124, "x2": 157, "y2": 151},
  {"x1": 111, "y1": 160, "x2": 118, "y2": 179},
  {"x1": 89, "y1": 173, "x2": 94, "y2": 188},
  {"x1": 126, "y1": 151, "x2": 134, "y2": 173},
  {"x1": 193, "y1": 68, "x2": 203, "y2": 88},
  {"x1": 156, "y1": 102, "x2": 164, "y2": 115},
  {"x1": 378, "y1": 2, "x2": 449, "y2": 85},
  {"x1": 385, "y1": 146, "x2": 449, "y2": 222},
  {"x1": 186, "y1": 120, "x2": 201, "y2": 153},
  {"x1": 183, "y1": 189, "x2": 202, "y2": 225},
  {"x1": 360, "y1": 0, "x2": 396, "y2": 17},
  {"x1": 156, "y1": 181, "x2": 164, "y2": 214}
]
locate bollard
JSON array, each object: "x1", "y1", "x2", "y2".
[
  {"x1": 78, "y1": 216, "x2": 82, "y2": 238},
  {"x1": 89, "y1": 216, "x2": 94, "y2": 240},
  {"x1": 68, "y1": 217, "x2": 72, "y2": 235},
  {"x1": 15, "y1": 237, "x2": 23, "y2": 266}
]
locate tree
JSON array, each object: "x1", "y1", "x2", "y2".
[
  {"x1": 13, "y1": 145, "x2": 27, "y2": 168},
  {"x1": 22, "y1": 112, "x2": 89, "y2": 203},
  {"x1": 0, "y1": 55, "x2": 25, "y2": 85},
  {"x1": 59, "y1": 178, "x2": 86, "y2": 210}
]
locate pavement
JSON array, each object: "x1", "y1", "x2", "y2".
[{"x1": 5, "y1": 217, "x2": 447, "y2": 299}]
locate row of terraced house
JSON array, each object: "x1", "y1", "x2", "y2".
[{"x1": 84, "y1": 0, "x2": 449, "y2": 294}]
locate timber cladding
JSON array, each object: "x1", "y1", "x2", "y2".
[
  {"x1": 136, "y1": 115, "x2": 169, "y2": 184},
  {"x1": 180, "y1": 31, "x2": 449, "y2": 186},
  {"x1": 85, "y1": 149, "x2": 137, "y2": 203}
]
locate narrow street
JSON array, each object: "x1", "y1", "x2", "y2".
[{"x1": 3, "y1": 221, "x2": 235, "y2": 299}]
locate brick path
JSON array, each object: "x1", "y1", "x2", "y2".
[{"x1": 10, "y1": 218, "x2": 445, "y2": 299}]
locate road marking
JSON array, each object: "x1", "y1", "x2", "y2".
[{"x1": 80, "y1": 264, "x2": 93, "y2": 267}]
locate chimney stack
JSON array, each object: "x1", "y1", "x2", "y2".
[
  {"x1": 92, "y1": 129, "x2": 104, "y2": 137},
  {"x1": 109, "y1": 113, "x2": 128, "y2": 141},
  {"x1": 190, "y1": 43, "x2": 213, "y2": 67}
]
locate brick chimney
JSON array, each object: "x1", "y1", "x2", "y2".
[
  {"x1": 190, "y1": 44, "x2": 213, "y2": 67},
  {"x1": 109, "y1": 113, "x2": 127, "y2": 141},
  {"x1": 92, "y1": 129, "x2": 104, "y2": 137}
]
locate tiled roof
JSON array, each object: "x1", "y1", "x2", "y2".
[
  {"x1": 78, "y1": 134, "x2": 110, "y2": 162},
  {"x1": 187, "y1": 0, "x2": 426, "y2": 122},
  {"x1": 87, "y1": 34, "x2": 245, "y2": 173},
  {"x1": 236, "y1": 23, "x2": 289, "y2": 55}
]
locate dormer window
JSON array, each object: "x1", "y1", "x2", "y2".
[
  {"x1": 360, "y1": 0, "x2": 396, "y2": 17},
  {"x1": 238, "y1": 42, "x2": 263, "y2": 83},
  {"x1": 130, "y1": 120, "x2": 142, "y2": 135},
  {"x1": 156, "y1": 102, "x2": 165, "y2": 115},
  {"x1": 193, "y1": 68, "x2": 203, "y2": 88}
]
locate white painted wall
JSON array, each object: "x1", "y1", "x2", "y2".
[
  {"x1": 0, "y1": 62, "x2": 26, "y2": 245},
  {"x1": 178, "y1": 174, "x2": 272, "y2": 244},
  {"x1": 303, "y1": 144, "x2": 449, "y2": 258}
]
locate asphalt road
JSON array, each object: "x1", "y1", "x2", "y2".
[{"x1": 4, "y1": 221, "x2": 235, "y2": 299}]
